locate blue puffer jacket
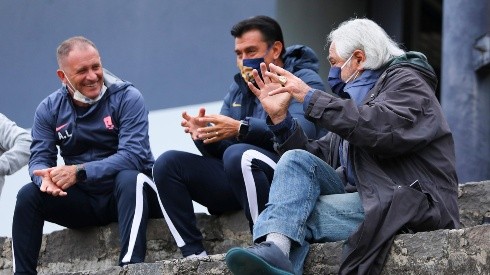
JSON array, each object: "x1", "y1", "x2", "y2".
[
  {"x1": 196, "y1": 45, "x2": 326, "y2": 159},
  {"x1": 29, "y1": 69, "x2": 154, "y2": 193}
]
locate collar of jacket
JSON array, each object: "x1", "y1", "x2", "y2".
[{"x1": 360, "y1": 51, "x2": 438, "y2": 105}]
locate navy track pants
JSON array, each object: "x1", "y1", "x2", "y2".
[{"x1": 12, "y1": 170, "x2": 164, "y2": 274}]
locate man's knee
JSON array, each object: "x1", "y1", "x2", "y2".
[
  {"x1": 277, "y1": 149, "x2": 310, "y2": 167},
  {"x1": 16, "y1": 183, "x2": 41, "y2": 206},
  {"x1": 153, "y1": 150, "x2": 188, "y2": 180},
  {"x1": 115, "y1": 170, "x2": 140, "y2": 194},
  {"x1": 223, "y1": 144, "x2": 252, "y2": 166}
]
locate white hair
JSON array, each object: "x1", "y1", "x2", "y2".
[{"x1": 327, "y1": 18, "x2": 405, "y2": 70}]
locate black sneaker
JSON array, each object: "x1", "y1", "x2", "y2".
[{"x1": 225, "y1": 242, "x2": 294, "y2": 275}]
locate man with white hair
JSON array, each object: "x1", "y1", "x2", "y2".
[{"x1": 225, "y1": 18, "x2": 460, "y2": 275}]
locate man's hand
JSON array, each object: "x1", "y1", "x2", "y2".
[
  {"x1": 247, "y1": 63, "x2": 293, "y2": 124},
  {"x1": 34, "y1": 168, "x2": 67, "y2": 197},
  {"x1": 181, "y1": 107, "x2": 207, "y2": 140},
  {"x1": 196, "y1": 115, "x2": 241, "y2": 144},
  {"x1": 49, "y1": 165, "x2": 78, "y2": 191},
  {"x1": 260, "y1": 63, "x2": 312, "y2": 104}
]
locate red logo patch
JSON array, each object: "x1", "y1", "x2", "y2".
[{"x1": 104, "y1": 116, "x2": 114, "y2": 130}]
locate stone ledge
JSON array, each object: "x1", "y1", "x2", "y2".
[
  {"x1": 39, "y1": 225, "x2": 490, "y2": 275},
  {"x1": 0, "y1": 180, "x2": 488, "y2": 274},
  {"x1": 457, "y1": 180, "x2": 490, "y2": 227}
]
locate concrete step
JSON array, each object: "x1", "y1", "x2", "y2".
[
  {"x1": 0, "y1": 180, "x2": 488, "y2": 274},
  {"x1": 41, "y1": 225, "x2": 490, "y2": 275}
]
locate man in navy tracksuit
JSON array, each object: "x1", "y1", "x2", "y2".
[
  {"x1": 12, "y1": 36, "x2": 162, "y2": 274},
  {"x1": 152, "y1": 16, "x2": 326, "y2": 259}
]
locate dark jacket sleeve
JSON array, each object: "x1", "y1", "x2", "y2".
[
  {"x1": 29, "y1": 101, "x2": 59, "y2": 186},
  {"x1": 196, "y1": 66, "x2": 327, "y2": 159},
  {"x1": 292, "y1": 68, "x2": 326, "y2": 139},
  {"x1": 305, "y1": 67, "x2": 445, "y2": 158}
]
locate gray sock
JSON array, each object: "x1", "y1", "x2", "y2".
[{"x1": 266, "y1": 232, "x2": 291, "y2": 257}]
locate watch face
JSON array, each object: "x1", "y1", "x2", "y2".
[
  {"x1": 239, "y1": 122, "x2": 249, "y2": 135},
  {"x1": 238, "y1": 121, "x2": 249, "y2": 141},
  {"x1": 76, "y1": 167, "x2": 87, "y2": 181}
]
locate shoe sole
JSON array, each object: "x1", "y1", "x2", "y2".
[{"x1": 225, "y1": 247, "x2": 294, "y2": 275}]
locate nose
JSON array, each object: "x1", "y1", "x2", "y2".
[{"x1": 86, "y1": 69, "x2": 98, "y2": 81}]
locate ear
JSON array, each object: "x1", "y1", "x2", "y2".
[
  {"x1": 57, "y1": 69, "x2": 66, "y2": 83},
  {"x1": 353, "y1": 50, "x2": 366, "y2": 70},
  {"x1": 271, "y1": 41, "x2": 283, "y2": 60}
]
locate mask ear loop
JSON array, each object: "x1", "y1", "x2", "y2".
[
  {"x1": 345, "y1": 70, "x2": 360, "y2": 83},
  {"x1": 340, "y1": 53, "x2": 354, "y2": 70},
  {"x1": 342, "y1": 53, "x2": 362, "y2": 83},
  {"x1": 62, "y1": 70, "x2": 105, "y2": 105},
  {"x1": 354, "y1": 70, "x2": 360, "y2": 80},
  {"x1": 62, "y1": 71, "x2": 78, "y2": 94}
]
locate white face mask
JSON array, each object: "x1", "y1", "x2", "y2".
[
  {"x1": 72, "y1": 85, "x2": 106, "y2": 105},
  {"x1": 63, "y1": 71, "x2": 106, "y2": 105}
]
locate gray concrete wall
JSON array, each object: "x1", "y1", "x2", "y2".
[
  {"x1": 277, "y1": 0, "x2": 368, "y2": 91},
  {"x1": 441, "y1": 0, "x2": 490, "y2": 182}
]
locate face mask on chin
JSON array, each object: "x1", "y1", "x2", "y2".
[
  {"x1": 63, "y1": 70, "x2": 106, "y2": 105},
  {"x1": 72, "y1": 85, "x2": 107, "y2": 105}
]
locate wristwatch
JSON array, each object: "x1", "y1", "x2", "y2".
[
  {"x1": 76, "y1": 164, "x2": 87, "y2": 182},
  {"x1": 237, "y1": 119, "x2": 249, "y2": 141}
]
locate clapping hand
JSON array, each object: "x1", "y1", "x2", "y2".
[
  {"x1": 197, "y1": 114, "x2": 241, "y2": 144},
  {"x1": 182, "y1": 108, "x2": 207, "y2": 140},
  {"x1": 246, "y1": 62, "x2": 292, "y2": 124},
  {"x1": 258, "y1": 63, "x2": 312, "y2": 104}
]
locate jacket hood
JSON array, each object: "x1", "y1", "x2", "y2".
[
  {"x1": 283, "y1": 45, "x2": 321, "y2": 73},
  {"x1": 387, "y1": 51, "x2": 438, "y2": 89},
  {"x1": 103, "y1": 68, "x2": 132, "y2": 94}
]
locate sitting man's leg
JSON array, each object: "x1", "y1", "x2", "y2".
[
  {"x1": 223, "y1": 143, "x2": 279, "y2": 228},
  {"x1": 226, "y1": 149, "x2": 347, "y2": 275},
  {"x1": 12, "y1": 183, "x2": 106, "y2": 274},
  {"x1": 115, "y1": 170, "x2": 164, "y2": 265},
  {"x1": 153, "y1": 150, "x2": 242, "y2": 258},
  {"x1": 306, "y1": 192, "x2": 364, "y2": 243}
]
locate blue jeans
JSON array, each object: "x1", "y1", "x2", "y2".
[{"x1": 253, "y1": 149, "x2": 365, "y2": 274}]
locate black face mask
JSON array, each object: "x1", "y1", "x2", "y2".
[
  {"x1": 238, "y1": 57, "x2": 265, "y2": 83},
  {"x1": 237, "y1": 46, "x2": 272, "y2": 84}
]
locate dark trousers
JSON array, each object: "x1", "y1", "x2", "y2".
[
  {"x1": 12, "y1": 170, "x2": 163, "y2": 274},
  {"x1": 152, "y1": 143, "x2": 278, "y2": 257}
]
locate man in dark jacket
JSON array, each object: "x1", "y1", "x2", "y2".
[
  {"x1": 225, "y1": 18, "x2": 460, "y2": 275},
  {"x1": 12, "y1": 36, "x2": 160, "y2": 274},
  {"x1": 152, "y1": 15, "x2": 326, "y2": 259}
]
